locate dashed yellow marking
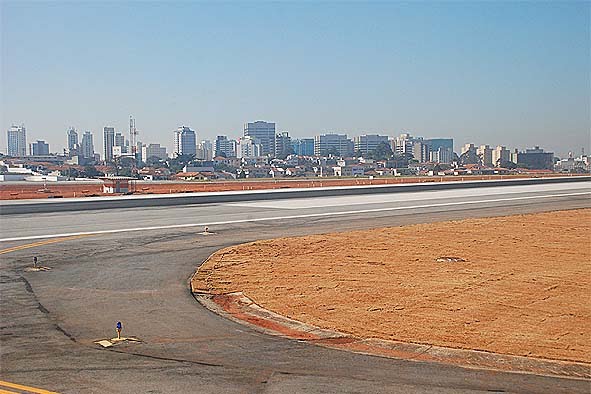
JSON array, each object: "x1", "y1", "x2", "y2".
[
  {"x1": 0, "y1": 235, "x2": 89, "y2": 255},
  {"x1": 0, "y1": 380, "x2": 59, "y2": 394}
]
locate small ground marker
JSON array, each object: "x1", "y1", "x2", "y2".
[
  {"x1": 198, "y1": 226, "x2": 216, "y2": 236},
  {"x1": 25, "y1": 255, "x2": 52, "y2": 272}
]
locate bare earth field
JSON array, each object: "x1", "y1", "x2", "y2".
[{"x1": 193, "y1": 209, "x2": 591, "y2": 364}]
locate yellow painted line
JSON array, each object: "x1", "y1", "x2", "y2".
[
  {"x1": 0, "y1": 234, "x2": 89, "y2": 255},
  {"x1": 0, "y1": 380, "x2": 59, "y2": 394},
  {"x1": 0, "y1": 389, "x2": 18, "y2": 394}
]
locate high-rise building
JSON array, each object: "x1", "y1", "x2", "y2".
[
  {"x1": 292, "y1": 138, "x2": 314, "y2": 156},
  {"x1": 30, "y1": 140, "x2": 50, "y2": 156},
  {"x1": 411, "y1": 141, "x2": 430, "y2": 163},
  {"x1": 430, "y1": 147, "x2": 453, "y2": 164},
  {"x1": 425, "y1": 138, "x2": 453, "y2": 154},
  {"x1": 81, "y1": 131, "x2": 94, "y2": 159},
  {"x1": 425, "y1": 139, "x2": 454, "y2": 163},
  {"x1": 237, "y1": 136, "x2": 262, "y2": 158},
  {"x1": 67, "y1": 127, "x2": 78, "y2": 154},
  {"x1": 516, "y1": 147, "x2": 554, "y2": 169},
  {"x1": 275, "y1": 132, "x2": 292, "y2": 157},
  {"x1": 353, "y1": 134, "x2": 389, "y2": 155},
  {"x1": 393, "y1": 133, "x2": 422, "y2": 156},
  {"x1": 314, "y1": 133, "x2": 354, "y2": 157},
  {"x1": 392, "y1": 133, "x2": 430, "y2": 162},
  {"x1": 510, "y1": 149, "x2": 519, "y2": 164},
  {"x1": 136, "y1": 141, "x2": 143, "y2": 161},
  {"x1": 141, "y1": 144, "x2": 168, "y2": 162},
  {"x1": 103, "y1": 127, "x2": 115, "y2": 162},
  {"x1": 477, "y1": 145, "x2": 493, "y2": 166},
  {"x1": 7, "y1": 124, "x2": 27, "y2": 157},
  {"x1": 492, "y1": 146, "x2": 510, "y2": 167},
  {"x1": 244, "y1": 121, "x2": 276, "y2": 156},
  {"x1": 173, "y1": 126, "x2": 197, "y2": 157},
  {"x1": 214, "y1": 135, "x2": 237, "y2": 158},
  {"x1": 197, "y1": 140, "x2": 213, "y2": 161},
  {"x1": 114, "y1": 132, "x2": 125, "y2": 153},
  {"x1": 461, "y1": 143, "x2": 476, "y2": 155}
]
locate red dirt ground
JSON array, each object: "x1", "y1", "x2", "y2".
[{"x1": 192, "y1": 209, "x2": 591, "y2": 364}]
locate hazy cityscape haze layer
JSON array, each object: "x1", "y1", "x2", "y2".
[{"x1": 1, "y1": 2, "x2": 589, "y2": 157}]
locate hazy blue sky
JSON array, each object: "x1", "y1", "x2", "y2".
[{"x1": 1, "y1": 1, "x2": 589, "y2": 157}]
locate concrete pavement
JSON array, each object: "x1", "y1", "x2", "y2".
[{"x1": 1, "y1": 184, "x2": 590, "y2": 393}]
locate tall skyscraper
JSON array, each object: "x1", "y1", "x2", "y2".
[
  {"x1": 197, "y1": 140, "x2": 213, "y2": 161},
  {"x1": 411, "y1": 140, "x2": 430, "y2": 163},
  {"x1": 103, "y1": 127, "x2": 115, "y2": 162},
  {"x1": 141, "y1": 144, "x2": 168, "y2": 162},
  {"x1": 393, "y1": 133, "x2": 422, "y2": 156},
  {"x1": 292, "y1": 138, "x2": 315, "y2": 156},
  {"x1": 461, "y1": 143, "x2": 476, "y2": 155},
  {"x1": 244, "y1": 121, "x2": 276, "y2": 156},
  {"x1": 314, "y1": 133, "x2": 354, "y2": 157},
  {"x1": 425, "y1": 139, "x2": 454, "y2": 164},
  {"x1": 492, "y1": 146, "x2": 510, "y2": 166},
  {"x1": 214, "y1": 135, "x2": 237, "y2": 158},
  {"x1": 477, "y1": 145, "x2": 493, "y2": 166},
  {"x1": 7, "y1": 124, "x2": 26, "y2": 157},
  {"x1": 237, "y1": 136, "x2": 262, "y2": 158},
  {"x1": 67, "y1": 127, "x2": 78, "y2": 153},
  {"x1": 114, "y1": 132, "x2": 125, "y2": 151},
  {"x1": 275, "y1": 132, "x2": 292, "y2": 158},
  {"x1": 81, "y1": 131, "x2": 94, "y2": 159},
  {"x1": 173, "y1": 126, "x2": 197, "y2": 157},
  {"x1": 517, "y1": 147, "x2": 554, "y2": 169},
  {"x1": 425, "y1": 138, "x2": 453, "y2": 154},
  {"x1": 353, "y1": 134, "x2": 389, "y2": 155},
  {"x1": 30, "y1": 140, "x2": 50, "y2": 155},
  {"x1": 430, "y1": 147, "x2": 453, "y2": 164}
]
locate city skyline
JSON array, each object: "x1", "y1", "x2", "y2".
[
  {"x1": 4, "y1": 120, "x2": 581, "y2": 161},
  {"x1": 1, "y1": 2, "x2": 589, "y2": 157}
]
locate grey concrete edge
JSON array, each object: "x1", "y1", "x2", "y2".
[{"x1": 2, "y1": 176, "x2": 589, "y2": 215}]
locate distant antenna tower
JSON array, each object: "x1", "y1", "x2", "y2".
[{"x1": 129, "y1": 115, "x2": 138, "y2": 157}]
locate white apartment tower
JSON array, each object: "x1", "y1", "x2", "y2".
[
  {"x1": 237, "y1": 136, "x2": 262, "y2": 158},
  {"x1": 7, "y1": 124, "x2": 27, "y2": 157},
  {"x1": 477, "y1": 145, "x2": 493, "y2": 166},
  {"x1": 492, "y1": 146, "x2": 510, "y2": 167}
]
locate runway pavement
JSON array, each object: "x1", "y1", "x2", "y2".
[{"x1": 1, "y1": 182, "x2": 590, "y2": 393}]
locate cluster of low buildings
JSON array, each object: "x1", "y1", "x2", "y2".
[{"x1": 3, "y1": 121, "x2": 589, "y2": 182}]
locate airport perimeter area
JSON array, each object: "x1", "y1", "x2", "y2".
[
  {"x1": 193, "y1": 209, "x2": 591, "y2": 367},
  {"x1": 2, "y1": 180, "x2": 590, "y2": 393}
]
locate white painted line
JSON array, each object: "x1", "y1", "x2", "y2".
[
  {"x1": 1, "y1": 192, "x2": 589, "y2": 243},
  {"x1": 228, "y1": 183, "x2": 589, "y2": 210}
]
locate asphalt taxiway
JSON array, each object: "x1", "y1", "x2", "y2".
[{"x1": 1, "y1": 181, "x2": 590, "y2": 393}]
